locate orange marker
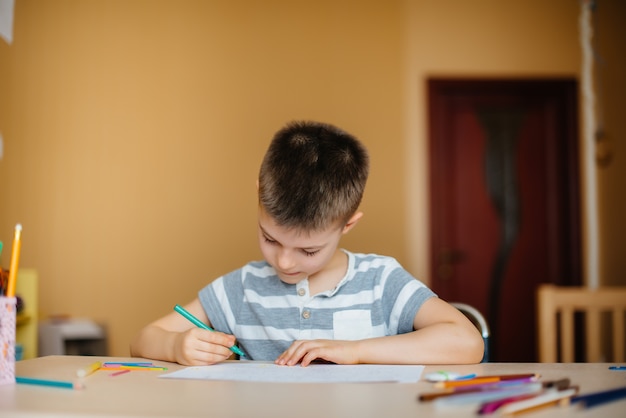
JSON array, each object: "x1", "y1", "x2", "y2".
[{"x1": 435, "y1": 374, "x2": 538, "y2": 389}]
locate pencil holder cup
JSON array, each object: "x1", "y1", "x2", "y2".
[{"x1": 0, "y1": 296, "x2": 17, "y2": 385}]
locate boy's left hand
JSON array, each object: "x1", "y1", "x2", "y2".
[{"x1": 275, "y1": 339, "x2": 359, "y2": 367}]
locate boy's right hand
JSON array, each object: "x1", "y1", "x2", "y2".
[{"x1": 173, "y1": 327, "x2": 237, "y2": 366}]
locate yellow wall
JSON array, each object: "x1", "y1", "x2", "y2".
[{"x1": 1, "y1": 0, "x2": 624, "y2": 357}]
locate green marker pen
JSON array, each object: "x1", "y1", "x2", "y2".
[{"x1": 174, "y1": 304, "x2": 246, "y2": 357}]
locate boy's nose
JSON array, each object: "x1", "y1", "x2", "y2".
[{"x1": 276, "y1": 250, "x2": 296, "y2": 271}]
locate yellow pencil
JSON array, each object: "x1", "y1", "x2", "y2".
[
  {"x1": 6, "y1": 224, "x2": 22, "y2": 298},
  {"x1": 76, "y1": 361, "x2": 102, "y2": 377}
]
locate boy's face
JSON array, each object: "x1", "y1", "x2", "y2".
[{"x1": 257, "y1": 207, "x2": 347, "y2": 285}]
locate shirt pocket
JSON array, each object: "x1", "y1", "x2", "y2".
[{"x1": 333, "y1": 310, "x2": 373, "y2": 340}]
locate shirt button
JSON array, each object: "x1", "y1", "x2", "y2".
[
  {"x1": 298, "y1": 288, "x2": 306, "y2": 296},
  {"x1": 302, "y1": 310, "x2": 311, "y2": 319}
]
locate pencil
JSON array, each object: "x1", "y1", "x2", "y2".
[
  {"x1": 76, "y1": 360, "x2": 102, "y2": 377},
  {"x1": 434, "y1": 383, "x2": 544, "y2": 406},
  {"x1": 499, "y1": 388, "x2": 577, "y2": 415},
  {"x1": 100, "y1": 365, "x2": 168, "y2": 371},
  {"x1": 6, "y1": 224, "x2": 22, "y2": 298},
  {"x1": 420, "y1": 377, "x2": 570, "y2": 403},
  {"x1": 174, "y1": 304, "x2": 246, "y2": 357},
  {"x1": 570, "y1": 386, "x2": 626, "y2": 409},
  {"x1": 16, "y1": 376, "x2": 84, "y2": 390},
  {"x1": 475, "y1": 380, "x2": 571, "y2": 413},
  {"x1": 420, "y1": 381, "x2": 540, "y2": 402},
  {"x1": 478, "y1": 393, "x2": 541, "y2": 414},
  {"x1": 435, "y1": 374, "x2": 538, "y2": 389},
  {"x1": 119, "y1": 365, "x2": 167, "y2": 370},
  {"x1": 103, "y1": 362, "x2": 154, "y2": 367},
  {"x1": 109, "y1": 369, "x2": 131, "y2": 377}
]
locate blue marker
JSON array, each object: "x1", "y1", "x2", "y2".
[
  {"x1": 424, "y1": 371, "x2": 477, "y2": 382},
  {"x1": 16, "y1": 376, "x2": 84, "y2": 390},
  {"x1": 609, "y1": 366, "x2": 626, "y2": 371},
  {"x1": 571, "y1": 386, "x2": 626, "y2": 409},
  {"x1": 174, "y1": 304, "x2": 245, "y2": 357}
]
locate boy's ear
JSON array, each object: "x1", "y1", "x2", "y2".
[{"x1": 342, "y1": 211, "x2": 363, "y2": 234}]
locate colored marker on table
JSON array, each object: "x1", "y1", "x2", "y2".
[
  {"x1": 100, "y1": 365, "x2": 168, "y2": 371},
  {"x1": 76, "y1": 360, "x2": 102, "y2": 377},
  {"x1": 434, "y1": 374, "x2": 538, "y2": 389},
  {"x1": 475, "y1": 379, "x2": 571, "y2": 414},
  {"x1": 103, "y1": 362, "x2": 154, "y2": 367},
  {"x1": 174, "y1": 304, "x2": 246, "y2": 357},
  {"x1": 570, "y1": 386, "x2": 626, "y2": 409},
  {"x1": 499, "y1": 387, "x2": 578, "y2": 415},
  {"x1": 109, "y1": 369, "x2": 131, "y2": 377},
  {"x1": 421, "y1": 381, "x2": 540, "y2": 402},
  {"x1": 16, "y1": 376, "x2": 84, "y2": 390},
  {"x1": 425, "y1": 371, "x2": 477, "y2": 382},
  {"x1": 435, "y1": 382, "x2": 544, "y2": 406}
]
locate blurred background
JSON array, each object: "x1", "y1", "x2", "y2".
[{"x1": 0, "y1": 0, "x2": 624, "y2": 361}]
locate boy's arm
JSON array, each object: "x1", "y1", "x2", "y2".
[
  {"x1": 276, "y1": 297, "x2": 484, "y2": 366},
  {"x1": 130, "y1": 298, "x2": 236, "y2": 365}
]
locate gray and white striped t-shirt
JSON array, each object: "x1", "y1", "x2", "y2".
[{"x1": 198, "y1": 250, "x2": 436, "y2": 361}]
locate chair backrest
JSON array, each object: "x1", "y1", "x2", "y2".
[
  {"x1": 537, "y1": 284, "x2": 626, "y2": 362},
  {"x1": 450, "y1": 302, "x2": 490, "y2": 362}
]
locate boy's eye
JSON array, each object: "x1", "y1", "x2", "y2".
[{"x1": 263, "y1": 234, "x2": 319, "y2": 256}]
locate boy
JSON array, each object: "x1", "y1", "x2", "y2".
[{"x1": 130, "y1": 121, "x2": 484, "y2": 366}]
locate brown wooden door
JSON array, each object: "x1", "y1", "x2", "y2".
[{"x1": 428, "y1": 79, "x2": 582, "y2": 362}]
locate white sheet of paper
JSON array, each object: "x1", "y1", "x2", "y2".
[{"x1": 160, "y1": 362, "x2": 424, "y2": 383}]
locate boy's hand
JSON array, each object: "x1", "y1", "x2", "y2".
[
  {"x1": 173, "y1": 327, "x2": 236, "y2": 366},
  {"x1": 275, "y1": 339, "x2": 360, "y2": 367}
]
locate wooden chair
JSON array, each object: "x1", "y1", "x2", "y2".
[{"x1": 537, "y1": 284, "x2": 626, "y2": 362}]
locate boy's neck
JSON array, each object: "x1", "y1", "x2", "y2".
[{"x1": 308, "y1": 249, "x2": 349, "y2": 296}]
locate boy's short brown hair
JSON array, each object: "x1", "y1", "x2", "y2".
[{"x1": 258, "y1": 121, "x2": 369, "y2": 231}]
